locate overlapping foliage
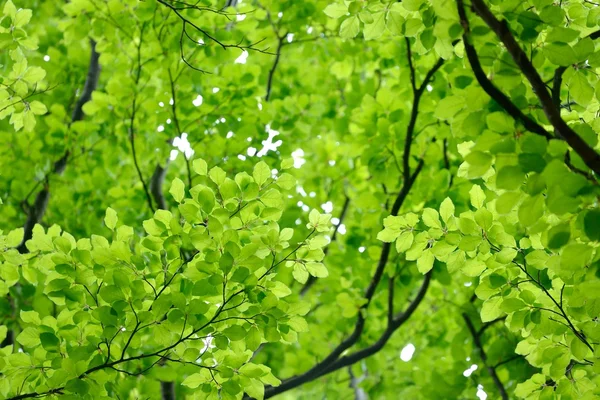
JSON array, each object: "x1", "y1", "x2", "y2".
[{"x1": 1, "y1": 0, "x2": 600, "y2": 399}]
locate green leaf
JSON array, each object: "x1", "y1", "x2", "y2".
[
  {"x1": 439, "y1": 197, "x2": 454, "y2": 223},
  {"x1": 169, "y1": 178, "x2": 185, "y2": 203},
  {"x1": 469, "y1": 185, "x2": 486, "y2": 209},
  {"x1": 386, "y1": 8, "x2": 405, "y2": 36},
  {"x1": 209, "y1": 167, "x2": 226, "y2": 186},
  {"x1": 496, "y1": 166, "x2": 525, "y2": 190},
  {"x1": 20, "y1": 310, "x2": 41, "y2": 325},
  {"x1": 543, "y1": 42, "x2": 578, "y2": 66},
  {"x1": 340, "y1": 16, "x2": 360, "y2": 39},
  {"x1": 224, "y1": 325, "x2": 246, "y2": 341},
  {"x1": 481, "y1": 296, "x2": 503, "y2": 322},
  {"x1": 323, "y1": 4, "x2": 348, "y2": 18},
  {"x1": 3, "y1": 0, "x2": 16, "y2": 18},
  {"x1": 583, "y1": 209, "x2": 600, "y2": 241},
  {"x1": 305, "y1": 262, "x2": 328, "y2": 278},
  {"x1": 182, "y1": 371, "x2": 210, "y2": 388},
  {"x1": 40, "y1": 332, "x2": 60, "y2": 352},
  {"x1": 547, "y1": 224, "x2": 570, "y2": 249},
  {"x1": 500, "y1": 298, "x2": 526, "y2": 313},
  {"x1": 395, "y1": 231, "x2": 414, "y2": 253},
  {"x1": 104, "y1": 207, "x2": 118, "y2": 230},
  {"x1": 422, "y1": 208, "x2": 441, "y2": 229},
  {"x1": 363, "y1": 12, "x2": 385, "y2": 41},
  {"x1": 192, "y1": 158, "x2": 208, "y2": 175},
  {"x1": 293, "y1": 264, "x2": 309, "y2": 283},
  {"x1": 253, "y1": 161, "x2": 271, "y2": 186},
  {"x1": 417, "y1": 249, "x2": 434, "y2": 273},
  {"x1": 16, "y1": 327, "x2": 39, "y2": 347},
  {"x1": 377, "y1": 228, "x2": 399, "y2": 242}
]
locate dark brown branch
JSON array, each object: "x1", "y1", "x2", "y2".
[
  {"x1": 463, "y1": 313, "x2": 509, "y2": 400},
  {"x1": 259, "y1": 48, "x2": 443, "y2": 400},
  {"x1": 150, "y1": 162, "x2": 170, "y2": 210},
  {"x1": 456, "y1": 0, "x2": 551, "y2": 140},
  {"x1": 263, "y1": 271, "x2": 432, "y2": 399},
  {"x1": 16, "y1": 40, "x2": 100, "y2": 254},
  {"x1": 552, "y1": 67, "x2": 567, "y2": 109},
  {"x1": 265, "y1": 37, "x2": 284, "y2": 101},
  {"x1": 319, "y1": 271, "x2": 432, "y2": 376},
  {"x1": 300, "y1": 195, "x2": 351, "y2": 296},
  {"x1": 470, "y1": 0, "x2": 600, "y2": 175}
]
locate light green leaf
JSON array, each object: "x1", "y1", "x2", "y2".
[
  {"x1": 422, "y1": 208, "x2": 441, "y2": 229},
  {"x1": 323, "y1": 3, "x2": 348, "y2": 18},
  {"x1": 253, "y1": 161, "x2": 271, "y2": 186},
  {"x1": 469, "y1": 184, "x2": 486, "y2": 209},
  {"x1": 104, "y1": 207, "x2": 118, "y2": 230},
  {"x1": 169, "y1": 178, "x2": 185, "y2": 203},
  {"x1": 363, "y1": 12, "x2": 385, "y2": 40},
  {"x1": 417, "y1": 249, "x2": 434, "y2": 273},
  {"x1": 439, "y1": 197, "x2": 454, "y2": 223},
  {"x1": 192, "y1": 158, "x2": 208, "y2": 175},
  {"x1": 340, "y1": 16, "x2": 360, "y2": 39}
]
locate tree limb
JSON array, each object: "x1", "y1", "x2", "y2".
[
  {"x1": 456, "y1": 0, "x2": 551, "y2": 140},
  {"x1": 469, "y1": 0, "x2": 600, "y2": 175},
  {"x1": 258, "y1": 45, "x2": 443, "y2": 399},
  {"x1": 16, "y1": 40, "x2": 100, "y2": 253},
  {"x1": 265, "y1": 37, "x2": 284, "y2": 102}
]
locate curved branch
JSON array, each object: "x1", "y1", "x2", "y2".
[
  {"x1": 319, "y1": 271, "x2": 432, "y2": 376},
  {"x1": 469, "y1": 0, "x2": 600, "y2": 175},
  {"x1": 456, "y1": 0, "x2": 551, "y2": 140}
]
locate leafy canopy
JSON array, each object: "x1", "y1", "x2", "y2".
[{"x1": 2, "y1": 0, "x2": 600, "y2": 399}]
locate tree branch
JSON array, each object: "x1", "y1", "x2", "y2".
[
  {"x1": 469, "y1": 0, "x2": 600, "y2": 175},
  {"x1": 259, "y1": 47, "x2": 443, "y2": 399},
  {"x1": 456, "y1": 0, "x2": 551, "y2": 140},
  {"x1": 265, "y1": 37, "x2": 284, "y2": 102},
  {"x1": 263, "y1": 271, "x2": 432, "y2": 399},
  {"x1": 15, "y1": 40, "x2": 100, "y2": 254}
]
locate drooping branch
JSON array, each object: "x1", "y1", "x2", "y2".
[
  {"x1": 456, "y1": 0, "x2": 551, "y2": 140},
  {"x1": 469, "y1": 0, "x2": 600, "y2": 175},
  {"x1": 463, "y1": 313, "x2": 509, "y2": 400},
  {"x1": 16, "y1": 40, "x2": 100, "y2": 254},
  {"x1": 300, "y1": 195, "x2": 351, "y2": 296}
]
